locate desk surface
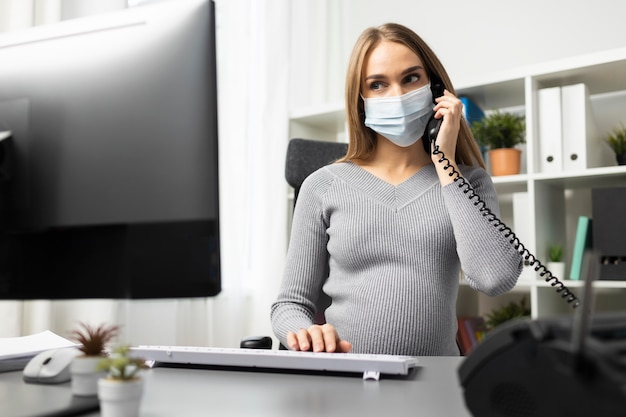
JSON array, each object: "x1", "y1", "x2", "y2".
[{"x1": 1, "y1": 356, "x2": 472, "y2": 417}]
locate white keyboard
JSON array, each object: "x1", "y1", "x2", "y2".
[{"x1": 130, "y1": 345, "x2": 419, "y2": 377}]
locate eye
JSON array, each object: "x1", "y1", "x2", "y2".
[
  {"x1": 368, "y1": 81, "x2": 384, "y2": 91},
  {"x1": 402, "y1": 74, "x2": 420, "y2": 85}
]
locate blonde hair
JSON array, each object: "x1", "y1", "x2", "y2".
[{"x1": 339, "y1": 23, "x2": 484, "y2": 168}]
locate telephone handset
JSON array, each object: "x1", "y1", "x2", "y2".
[
  {"x1": 422, "y1": 80, "x2": 445, "y2": 154},
  {"x1": 425, "y1": 76, "x2": 579, "y2": 308}
]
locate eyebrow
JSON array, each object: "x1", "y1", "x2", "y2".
[{"x1": 364, "y1": 65, "x2": 425, "y2": 81}]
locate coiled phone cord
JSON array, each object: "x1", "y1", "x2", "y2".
[{"x1": 431, "y1": 143, "x2": 581, "y2": 308}]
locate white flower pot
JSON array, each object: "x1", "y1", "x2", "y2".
[
  {"x1": 70, "y1": 356, "x2": 107, "y2": 396},
  {"x1": 546, "y1": 262, "x2": 566, "y2": 281},
  {"x1": 98, "y1": 378, "x2": 144, "y2": 417}
]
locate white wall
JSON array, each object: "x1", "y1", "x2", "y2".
[
  {"x1": 0, "y1": 0, "x2": 128, "y2": 30},
  {"x1": 60, "y1": 0, "x2": 127, "y2": 20},
  {"x1": 290, "y1": 0, "x2": 626, "y2": 109}
]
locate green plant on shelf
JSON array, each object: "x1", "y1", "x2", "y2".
[
  {"x1": 548, "y1": 244, "x2": 563, "y2": 262},
  {"x1": 604, "y1": 123, "x2": 626, "y2": 155},
  {"x1": 470, "y1": 110, "x2": 526, "y2": 150},
  {"x1": 483, "y1": 297, "x2": 531, "y2": 332}
]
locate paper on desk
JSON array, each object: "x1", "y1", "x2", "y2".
[{"x1": 0, "y1": 330, "x2": 78, "y2": 360}]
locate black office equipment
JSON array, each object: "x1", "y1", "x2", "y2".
[
  {"x1": 0, "y1": 0, "x2": 221, "y2": 299},
  {"x1": 457, "y1": 249, "x2": 626, "y2": 417},
  {"x1": 423, "y1": 78, "x2": 445, "y2": 154},
  {"x1": 592, "y1": 187, "x2": 626, "y2": 280},
  {"x1": 0, "y1": 129, "x2": 11, "y2": 183},
  {"x1": 458, "y1": 311, "x2": 626, "y2": 416}
]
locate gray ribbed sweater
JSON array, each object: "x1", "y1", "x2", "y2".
[{"x1": 271, "y1": 161, "x2": 522, "y2": 356}]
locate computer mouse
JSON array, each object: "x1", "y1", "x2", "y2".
[{"x1": 23, "y1": 347, "x2": 81, "y2": 384}]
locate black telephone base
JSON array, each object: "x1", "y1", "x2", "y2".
[{"x1": 458, "y1": 312, "x2": 626, "y2": 417}]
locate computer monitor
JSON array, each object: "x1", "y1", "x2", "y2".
[{"x1": 0, "y1": 0, "x2": 221, "y2": 299}]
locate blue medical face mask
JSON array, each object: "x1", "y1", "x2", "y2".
[{"x1": 362, "y1": 83, "x2": 434, "y2": 147}]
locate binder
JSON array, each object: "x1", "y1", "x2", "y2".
[
  {"x1": 538, "y1": 87, "x2": 563, "y2": 173},
  {"x1": 570, "y1": 216, "x2": 592, "y2": 281},
  {"x1": 561, "y1": 83, "x2": 604, "y2": 170},
  {"x1": 592, "y1": 187, "x2": 626, "y2": 280},
  {"x1": 460, "y1": 96, "x2": 484, "y2": 125}
]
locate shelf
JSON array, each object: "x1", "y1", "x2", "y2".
[
  {"x1": 533, "y1": 55, "x2": 626, "y2": 95},
  {"x1": 491, "y1": 174, "x2": 529, "y2": 195},
  {"x1": 488, "y1": 166, "x2": 626, "y2": 195},
  {"x1": 536, "y1": 279, "x2": 626, "y2": 290},
  {"x1": 532, "y1": 165, "x2": 626, "y2": 189},
  {"x1": 456, "y1": 47, "x2": 626, "y2": 100},
  {"x1": 456, "y1": 78, "x2": 525, "y2": 111}
]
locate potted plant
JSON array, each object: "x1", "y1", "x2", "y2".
[
  {"x1": 547, "y1": 243, "x2": 566, "y2": 280},
  {"x1": 604, "y1": 123, "x2": 626, "y2": 165},
  {"x1": 483, "y1": 297, "x2": 531, "y2": 332},
  {"x1": 69, "y1": 322, "x2": 120, "y2": 396},
  {"x1": 471, "y1": 110, "x2": 526, "y2": 176},
  {"x1": 97, "y1": 345, "x2": 148, "y2": 417}
]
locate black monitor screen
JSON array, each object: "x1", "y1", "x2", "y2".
[{"x1": 0, "y1": 0, "x2": 220, "y2": 299}]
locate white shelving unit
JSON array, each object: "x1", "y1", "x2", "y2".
[{"x1": 288, "y1": 47, "x2": 626, "y2": 320}]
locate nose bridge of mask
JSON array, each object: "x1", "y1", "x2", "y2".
[{"x1": 363, "y1": 84, "x2": 432, "y2": 119}]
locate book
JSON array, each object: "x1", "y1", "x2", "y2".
[
  {"x1": 457, "y1": 318, "x2": 473, "y2": 356},
  {"x1": 570, "y1": 216, "x2": 592, "y2": 280},
  {"x1": 464, "y1": 316, "x2": 486, "y2": 349},
  {"x1": 457, "y1": 316, "x2": 486, "y2": 355},
  {"x1": 460, "y1": 96, "x2": 484, "y2": 125}
]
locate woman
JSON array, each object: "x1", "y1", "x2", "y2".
[{"x1": 270, "y1": 23, "x2": 523, "y2": 356}]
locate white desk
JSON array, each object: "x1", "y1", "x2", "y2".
[{"x1": 1, "y1": 356, "x2": 472, "y2": 417}]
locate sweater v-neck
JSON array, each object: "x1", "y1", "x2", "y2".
[{"x1": 327, "y1": 162, "x2": 439, "y2": 211}]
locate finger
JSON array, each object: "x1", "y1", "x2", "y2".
[
  {"x1": 321, "y1": 325, "x2": 338, "y2": 352},
  {"x1": 434, "y1": 95, "x2": 462, "y2": 112},
  {"x1": 296, "y1": 328, "x2": 312, "y2": 351},
  {"x1": 435, "y1": 89, "x2": 455, "y2": 102},
  {"x1": 286, "y1": 331, "x2": 300, "y2": 351},
  {"x1": 441, "y1": 89, "x2": 457, "y2": 99},
  {"x1": 307, "y1": 325, "x2": 325, "y2": 352},
  {"x1": 337, "y1": 340, "x2": 353, "y2": 353}
]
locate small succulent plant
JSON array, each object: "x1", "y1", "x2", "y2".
[
  {"x1": 548, "y1": 244, "x2": 563, "y2": 262},
  {"x1": 69, "y1": 322, "x2": 120, "y2": 356},
  {"x1": 97, "y1": 345, "x2": 147, "y2": 381},
  {"x1": 604, "y1": 123, "x2": 626, "y2": 155}
]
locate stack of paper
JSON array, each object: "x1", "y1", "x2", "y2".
[{"x1": 0, "y1": 330, "x2": 77, "y2": 372}]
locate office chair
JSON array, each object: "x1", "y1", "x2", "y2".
[
  {"x1": 240, "y1": 138, "x2": 348, "y2": 350},
  {"x1": 285, "y1": 138, "x2": 349, "y2": 204}
]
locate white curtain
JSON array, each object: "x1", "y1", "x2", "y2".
[{"x1": 0, "y1": 0, "x2": 291, "y2": 349}]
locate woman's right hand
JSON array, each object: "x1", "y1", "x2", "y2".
[{"x1": 287, "y1": 324, "x2": 352, "y2": 353}]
